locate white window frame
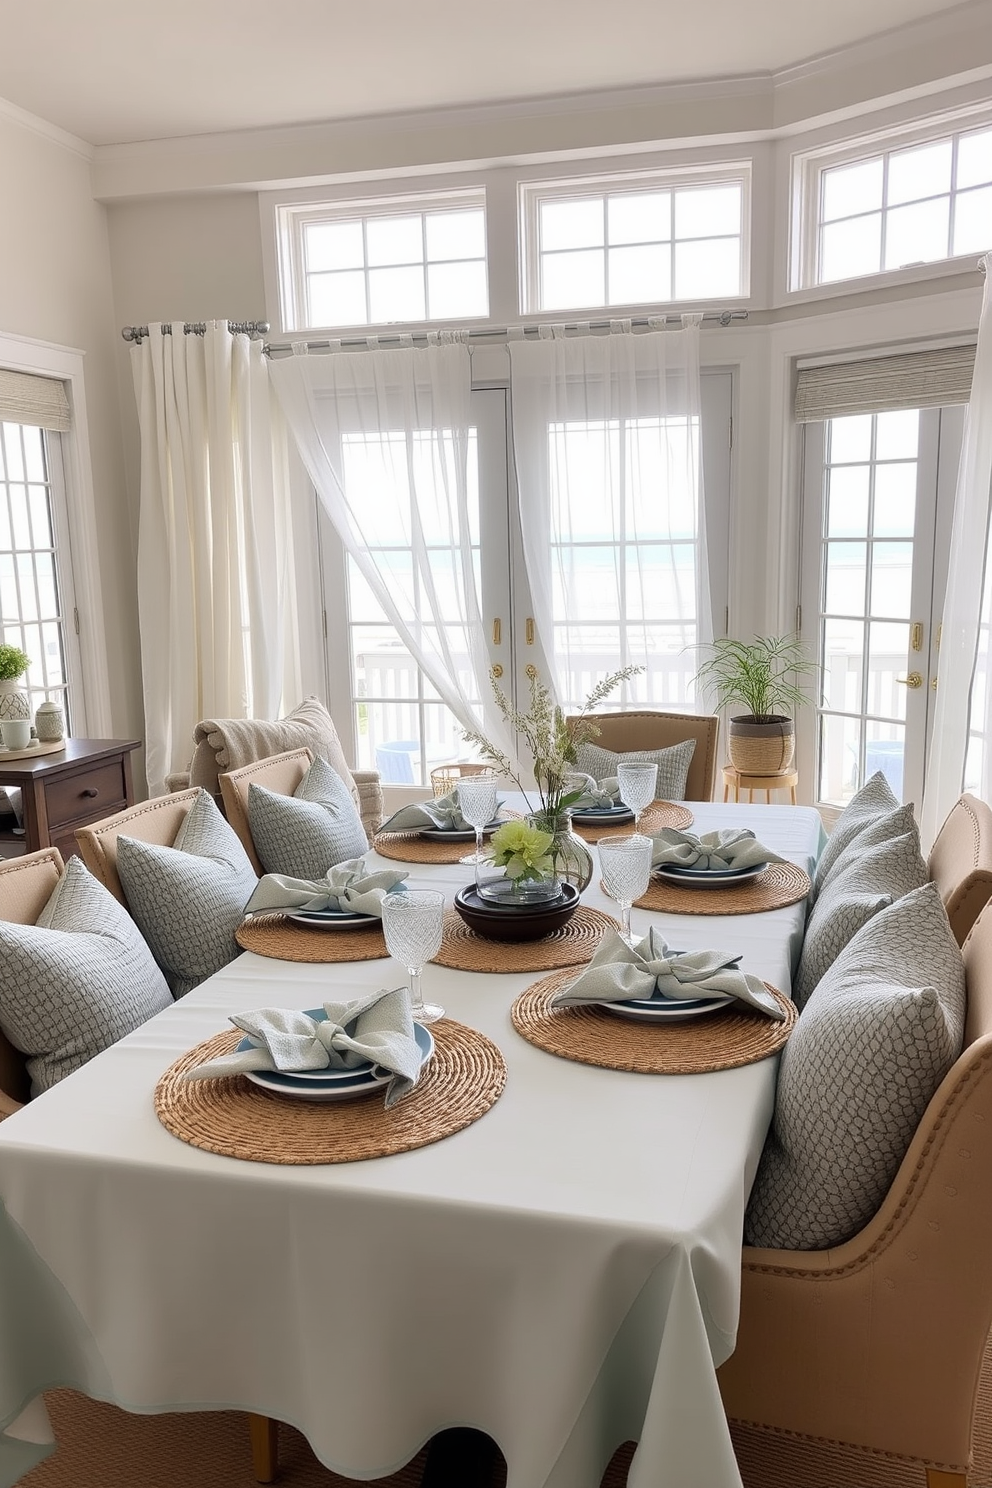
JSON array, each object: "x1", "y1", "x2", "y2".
[
  {"x1": 790, "y1": 102, "x2": 992, "y2": 294},
  {"x1": 274, "y1": 186, "x2": 489, "y2": 334},
  {"x1": 518, "y1": 161, "x2": 752, "y2": 316}
]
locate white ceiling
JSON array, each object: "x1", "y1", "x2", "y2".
[{"x1": 0, "y1": 0, "x2": 982, "y2": 148}]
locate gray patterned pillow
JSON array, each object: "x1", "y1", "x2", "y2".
[
  {"x1": 574, "y1": 738, "x2": 696, "y2": 801},
  {"x1": 745, "y1": 882, "x2": 964, "y2": 1251},
  {"x1": 0, "y1": 856, "x2": 172, "y2": 1095},
  {"x1": 793, "y1": 807, "x2": 927, "y2": 1008},
  {"x1": 116, "y1": 789, "x2": 258, "y2": 998},
  {"x1": 248, "y1": 754, "x2": 369, "y2": 879},
  {"x1": 813, "y1": 770, "x2": 899, "y2": 899}
]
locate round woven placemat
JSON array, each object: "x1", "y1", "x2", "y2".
[
  {"x1": 511, "y1": 969, "x2": 795, "y2": 1074},
  {"x1": 234, "y1": 914, "x2": 390, "y2": 963},
  {"x1": 154, "y1": 1018, "x2": 507, "y2": 1165},
  {"x1": 432, "y1": 905, "x2": 618, "y2": 972},
  {"x1": 374, "y1": 810, "x2": 522, "y2": 865},
  {"x1": 633, "y1": 859, "x2": 810, "y2": 916},
  {"x1": 570, "y1": 801, "x2": 694, "y2": 841}
]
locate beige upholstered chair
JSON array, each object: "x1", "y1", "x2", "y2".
[
  {"x1": 218, "y1": 748, "x2": 318, "y2": 876},
  {"x1": 928, "y1": 793, "x2": 992, "y2": 947},
  {"x1": 74, "y1": 788, "x2": 202, "y2": 906},
  {"x1": 718, "y1": 894, "x2": 992, "y2": 1488},
  {"x1": 430, "y1": 761, "x2": 492, "y2": 798},
  {"x1": 571, "y1": 710, "x2": 719, "y2": 801},
  {"x1": 0, "y1": 848, "x2": 64, "y2": 1118}
]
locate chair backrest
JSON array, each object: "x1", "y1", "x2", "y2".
[
  {"x1": 218, "y1": 748, "x2": 315, "y2": 876},
  {"x1": 572, "y1": 710, "x2": 719, "y2": 801},
  {"x1": 0, "y1": 848, "x2": 65, "y2": 1114},
  {"x1": 430, "y1": 762, "x2": 492, "y2": 799},
  {"x1": 74, "y1": 788, "x2": 202, "y2": 905},
  {"x1": 928, "y1": 792, "x2": 992, "y2": 947}
]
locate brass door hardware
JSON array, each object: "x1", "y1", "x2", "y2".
[
  {"x1": 896, "y1": 673, "x2": 923, "y2": 689},
  {"x1": 525, "y1": 617, "x2": 535, "y2": 646},
  {"x1": 911, "y1": 622, "x2": 923, "y2": 652},
  {"x1": 491, "y1": 663, "x2": 504, "y2": 678},
  {"x1": 492, "y1": 618, "x2": 501, "y2": 646}
]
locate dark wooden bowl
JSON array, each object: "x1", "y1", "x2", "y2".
[{"x1": 453, "y1": 883, "x2": 580, "y2": 941}]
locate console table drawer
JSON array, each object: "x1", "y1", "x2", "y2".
[{"x1": 45, "y1": 761, "x2": 128, "y2": 829}]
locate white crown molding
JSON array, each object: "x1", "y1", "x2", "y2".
[
  {"x1": 774, "y1": 0, "x2": 992, "y2": 89},
  {"x1": 0, "y1": 93, "x2": 92, "y2": 160}
]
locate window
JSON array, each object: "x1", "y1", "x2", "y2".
[
  {"x1": 795, "y1": 116, "x2": 992, "y2": 289},
  {"x1": 276, "y1": 189, "x2": 489, "y2": 332},
  {"x1": 520, "y1": 166, "x2": 749, "y2": 313}
]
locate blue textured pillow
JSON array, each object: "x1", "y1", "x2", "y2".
[
  {"x1": 248, "y1": 755, "x2": 369, "y2": 879},
  {"x1": 812, "y1": 771, "x2": 899, "y2": 898}
]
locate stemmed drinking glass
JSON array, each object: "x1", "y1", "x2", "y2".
[
  {"x1": 381, "y1": 890, "x2": 446, "y2": 1025},
  {"x1": 456, "y1": 773, "x2": 499, "y2": 866},
  {"x1": 598, "y1": 834, "x2": 653, "y2": 945},
  {"x1": 616, "y1": 762, "x2": 658, "y2": 832}
]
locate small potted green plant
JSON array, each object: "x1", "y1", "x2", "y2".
[{"x1": 691, "y1": 634, "x2": 818, "y2": 774}]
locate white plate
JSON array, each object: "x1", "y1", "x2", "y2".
[
  {"x1": 654, "y1": 862, "x2": 768, "y2": 888},
  {"x1": 284, "y1": 907, "x2": 379, "y2": 929},
  {"x1": 243, "y1": 1020, "x2": 434, "y2": 1103},
  {"x1": 600, "y1": 994, "x2": 730, "y2": 1024}
]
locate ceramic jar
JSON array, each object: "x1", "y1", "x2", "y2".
[{"x1": 34, "y1": 700, "x2": 65, "y2": 742}]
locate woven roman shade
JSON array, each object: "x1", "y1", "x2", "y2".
[
  {"x1": 795, "y1": 344, "x2": 976, "y2": 422},
  {"x1": 0, "y1": 369, "x2": 71, "y2": 431}
]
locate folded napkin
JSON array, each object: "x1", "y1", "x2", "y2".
[
  {"x1": 650, "y1": 827, "x2": 784, "y2": 872},
  {"x1": 377, "y1": 789, "x2": 501, "y2": 835},
  {"x1": 184, "y1": 986, "x2": 424, "y2": 1106},
  {"x1": 550, "y1": 926, "x2": 785, "y2": 1020},
  {"x1": 244, "y1": 859, "x2": 408, "y2": 917},
  {"x1": 566, "y1": 772, "x2": 622, "y2": 810}
]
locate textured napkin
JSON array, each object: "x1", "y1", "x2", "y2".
[
  {"x1": 550, "y1": 926, "x2": 785, "y2": 1020},
  {"x1": 650, "y1": 827, "x2": 784, "y2": 872},
  {"x1": 567, "y1": 772, "x2": 622, "y2": 809},
  {"x1": 184, "y1": 986, "x2": 424, "y2": 1106},
  {"x1": 243, "y1": 859, "x2": 408, "y2": 917},
  {"x1": 377, "y1": 789, "x2": 500, "y2": 834}
]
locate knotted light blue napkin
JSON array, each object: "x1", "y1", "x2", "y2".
[
  {"x1": 566, "y1": 772, "x2": 622, "y2": 809},
  {"x1": 184, "y1": 986, "x2": 424, "y2": 1106},
  {"x1": 550, "y1": 927, "x2": 785, "y2": 1020},
  {"x1": 243, "y1": 859, "x2": 408, "y2": 917},
  {"x1": 650, "y1": 827, "x2": 784, "y2": 872},
  {"x1": 378, "y1": 789, "x2": 502, "y2": 834}
]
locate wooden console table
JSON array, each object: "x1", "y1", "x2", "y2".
[{"x1": 0, "y1": 739, "x2": 140, "y2": 862}]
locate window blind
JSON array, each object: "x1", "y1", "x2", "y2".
[
  {"x1": 794, "y1": 344, "x2": 976, "y2": 422},
  {"x1": 0, "y1": 369, "x2": 71, "y2": 432}
]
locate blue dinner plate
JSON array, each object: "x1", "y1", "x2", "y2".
[
  {"x1": 600, "y1": 993, "x2": 730, "y2": 1024},
  {"x1": 241, "y1": 1018, "x2": 434, "y2": 1102},
  {"x1": 654, "y1": 862, "x2": 768, "y2": 888},
  {"x1": 286, "y1": 906, "x2": 379, "y2": 928},
  {"x1": 571, "y1": 804, "x2": 634, "y2": 823}
]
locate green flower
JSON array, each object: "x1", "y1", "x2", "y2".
[{"x1": 488, "y1": 820, "x2": 555, "y2": 882}]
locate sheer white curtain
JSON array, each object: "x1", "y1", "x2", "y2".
[
  {"x1": 920, "y1": 256, "x2": 992, "y2": 847},
  {"x1": 507, "y1": 316, "x2": 712, "y2": 709},
  {"x1": 269, "y1": 337, "x2": 507, "y2": 749},
  {"x1": 130, "y1": 323, "x2": 301, "y2": 795}
]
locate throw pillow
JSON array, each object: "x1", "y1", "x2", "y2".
[
  {"x1": 248, "y1": 754, "x2": 370, "y2": 879},
  {"x1": 190, "y1": 696, "x2": 361, "y2": 812},
  {"x1": 574, "y1": 738, "x2": 696, "y2": 802},
  {"x1": 793, "y1": 807, "x2": 928, "y2": 1009},
  {"x1": 116, "y1": 789, "x2": 258, "y2": 998},
  {"x1": 0, "y1": 856, "x2": 172, "y2": 1095},
  {"x1": 745, "y1": 882, "x2": 965, "y2": 1251},
  {"x1": 812, "y1": 770, "x2": 899, "y2": 898}
]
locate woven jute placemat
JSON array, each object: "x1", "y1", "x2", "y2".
[
  {"x1": 374, "y1": 810, "x2": 522, "y2": 865},
  {"x1": 570, "y1": 801, "x2": 694, "y2": 841},
  {"x1": 432, "y1": 905, "x2": 618, "y2": 973},
  {"x1": 511, "y1": 969, "x2": 795, "y2": 1075},
  {"x1": 235, "y1": 914, "x2": 390, "y2": 963},
  {"x1": 154, "y1": 1018, "x2": 507, "y2": 1165},
  {"x1": 633, "y1": 859, "x2": 810, "y2": 916}
]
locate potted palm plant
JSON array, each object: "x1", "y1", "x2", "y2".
[{"x1": 692, "y1": 634, "x2": 818, "y2": 774}]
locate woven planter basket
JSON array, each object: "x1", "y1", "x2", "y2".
[{"x1": 728, "y1": 715, "x2": 795, "y2": 774}]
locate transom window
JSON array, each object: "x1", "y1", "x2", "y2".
[
  {"x1": 276, "y1": 189, "x2": 488, "y2": 332},
  {"x1": 520, "y1": 168, "x2": 748, "y2": 313}
]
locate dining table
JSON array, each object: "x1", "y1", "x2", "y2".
[{"x1": 0, "y1": 799, "x2": 823, "y2": 1488}]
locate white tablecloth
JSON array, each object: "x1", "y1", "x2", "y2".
[{"x1": 0, "y1": 802, "x2": 822, "y2": 1488}]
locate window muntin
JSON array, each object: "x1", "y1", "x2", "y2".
[
  {"x1": 807, "y1": 122, "x2": 992, "y2": 287},
  {"x1": 279, "y1": 191, "x2": 489, "y2": 332}
]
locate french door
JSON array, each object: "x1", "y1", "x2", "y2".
[
  {"x1": 320, "y1": 375, "x2": 732, "y2": 787},
  {"x1": 799, "y1": 404, "x2": 962, "y2": 809}
]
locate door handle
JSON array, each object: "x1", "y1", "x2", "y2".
[
  {"x1": 492, "y1": 618, "x2": 501, "y2": 646},
  {"x1": 492, "y1": 663, "x2": 504, "y2": 678},
  {"x1": 896, "y1": 673, "x2": 923, "y2": 689}
]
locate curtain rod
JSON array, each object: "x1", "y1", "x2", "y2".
[
  {"x1": 262, "y1": 309, "x2": 749, "y2": 356},
  {"x1": 121, "y1": 321, "x2": 270, "y2": 345}
]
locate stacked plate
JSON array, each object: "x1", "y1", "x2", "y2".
[
  {"x1": 653, "y1": 861, "x2": 768, "y2": 890},
  {"x1": 569, "y1": 803, "x2": 634, "y2": 826},
  {"x1": 453, "y1": 882, "x2": 580, "y2": 941},
  {"x1": 419, "y1": 817, "x2": 504, "y2": 842},
  {"x1": 601, "y1": 992, "x2": 731, "y2": 1024},
  {"x1": 284, "y1": 906, "x2": 379, "y2": 930},
  {"x1": 238, "y1": 1014, "x2": 434, "y2": 1102}
]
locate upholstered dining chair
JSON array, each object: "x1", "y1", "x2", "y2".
[
  {"x1": 0, "y1": 848, "x2": 64, "y2": 1117},
  {"x1": 571, "y1": 710, "x2": 719, "y2": 801},
  {"x1": 218, "y1": 747, "x2": 316, "y2": 876},
  {"x1": 74, "y1": 787, "x2": 202, "y2": 905},
  {"x1": 928, "y1": 792, "x2": 992, "y2": 947},
  {"x1": 718, "y1": 892, "x2": 992, "y2": 1488}
]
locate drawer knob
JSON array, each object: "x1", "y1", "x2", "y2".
[{"x1": 81, "y1": 788, "x2": 99, "y2": 798}]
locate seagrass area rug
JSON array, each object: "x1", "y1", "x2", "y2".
[{"x1": 19, "y1": 1336, "x2": 992, "y2": 1487}]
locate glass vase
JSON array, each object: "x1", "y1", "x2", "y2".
[{"x1": 529, "y1": 810, "x2": 594, "y2": 893}]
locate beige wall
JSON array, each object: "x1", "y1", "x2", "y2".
[{"x1": 0, "y1": 110, "x2": 142, "y2": 749}]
